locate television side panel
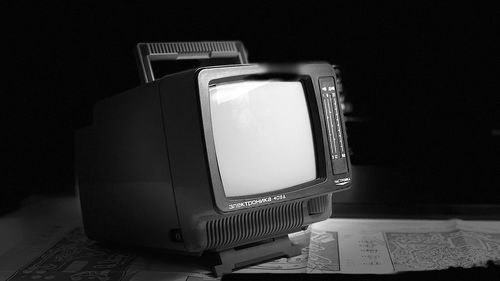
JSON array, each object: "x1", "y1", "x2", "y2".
[
  {"x1": 76, "y1": 81, "x2": 183, "y2": 250},
  {"x1": 158, "y1": 70, "x2": 226, "y2": 252}
]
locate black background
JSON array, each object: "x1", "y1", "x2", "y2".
[{"x1": 2, "y1": 3, "x2": 498, "y2": 214}]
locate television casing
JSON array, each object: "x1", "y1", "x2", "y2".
[{"x1": 77, "y1": 62, "x2": 351, "y2": 254}]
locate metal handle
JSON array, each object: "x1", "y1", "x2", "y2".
[{"x1": 135, "y1": 41, "x2": 249, "y2": 84}]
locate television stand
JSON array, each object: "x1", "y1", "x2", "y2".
[{"x1": 205, "y1": 235, "x2": 302, "y2": 277}]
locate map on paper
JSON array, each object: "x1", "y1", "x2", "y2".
[
  {"x1": 2, "y1": 219, "x2": 500, "y2": 280},
  {"x1": 386, "y1": 230, "x2": 500, "y2": 271}
]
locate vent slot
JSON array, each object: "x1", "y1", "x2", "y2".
[
  {"x1": 307, "y1": 195, "x2": 329, "y2": 215},
  {"x1": 206, "y1": 201, "x2": 303, "y2": 249}
]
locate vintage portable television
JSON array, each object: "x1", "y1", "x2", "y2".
[{"x1": 76, "y1": 41, "x2": 351, "y2": 276}]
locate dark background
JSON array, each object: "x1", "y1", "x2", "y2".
[{"x1": 2, "y1": 3, "x2": 499, "y2": 215}]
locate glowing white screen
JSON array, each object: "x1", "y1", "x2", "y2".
[{"x1": 209, "y1": 80, "x2": 316, "y2": 197}]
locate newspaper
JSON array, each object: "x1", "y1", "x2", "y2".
[{"x1": 1, "y1": 219, "x2": 499, "y2": 280}]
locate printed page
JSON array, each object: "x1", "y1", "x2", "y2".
[{"x1": 309, "y1": 219, "x2": 500, "y2": 273}]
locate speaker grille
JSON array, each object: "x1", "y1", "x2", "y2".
[
  {"x1": 307, "y1": 195, "x2": 329, "y2": 215},
  {"x1": 206, "y1": 201, "x2": 304, "y2": 249}
]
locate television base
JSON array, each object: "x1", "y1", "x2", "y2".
[{"x1": 206, "y1": 235, "x2": 302, "y2": 277}]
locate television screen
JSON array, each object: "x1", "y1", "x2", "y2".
[{"x1": 209, "y1": 80, "x2": 317, "y2": 197}]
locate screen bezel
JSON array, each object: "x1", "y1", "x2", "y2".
[{"x1": 197, "y1": 64, "x2": 346, "y2": 212}]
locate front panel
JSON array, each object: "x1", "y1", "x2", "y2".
[{"x1": 197, "y1": 63, "x2": 351, "y2": 213}]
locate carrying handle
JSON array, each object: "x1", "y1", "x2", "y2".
[{"x1": 135, "y1": 41, "x2": 249, "y2": 84}]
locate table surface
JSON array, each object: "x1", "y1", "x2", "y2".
[{"x1": 1, "y1": 195, "x2": 499, "y2": 281}]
